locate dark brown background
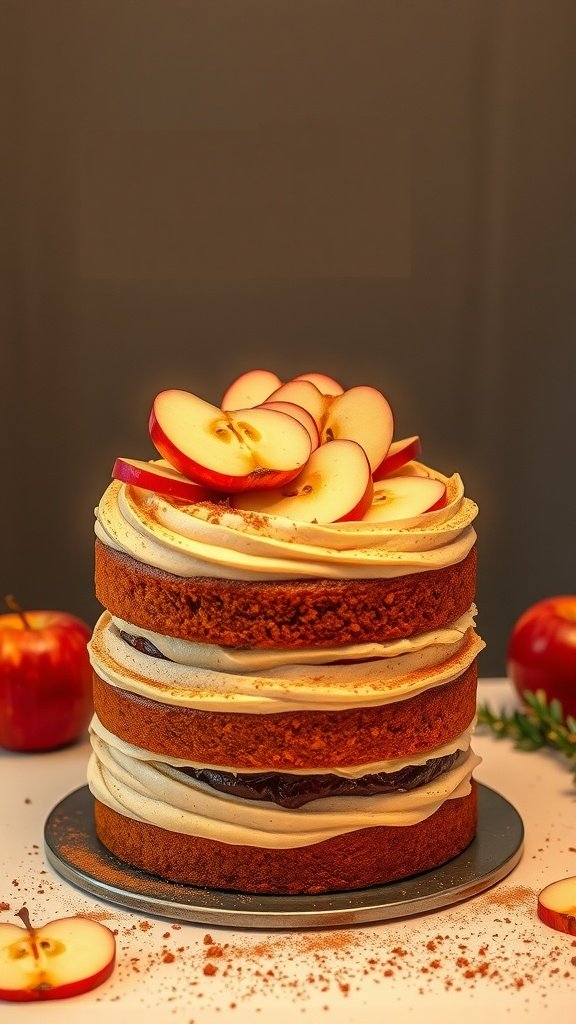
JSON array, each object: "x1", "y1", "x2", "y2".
[{"x1": 2, "y1": 1, "x2": 576, "y2": 675}]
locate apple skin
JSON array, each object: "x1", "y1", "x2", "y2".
[
  {"x1": 0, "y1": 611, "x2": 93, "y2": 752},
  {"x1": 507, "y1": 596, "x2": 576, "y2": 719}
]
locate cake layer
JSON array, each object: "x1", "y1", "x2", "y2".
[
  {"x1": 92, "y1": 659, "x2": 478, "y2": 769},
  {"x1": 89, "y1": 609, "x2": 483, "y2": 714},
  {"x1": 95, "y1": 540, "x2": 477, "y2": 648},
  {"x1": 93, "y1": 784, "x2": 477, "y2": 894}
]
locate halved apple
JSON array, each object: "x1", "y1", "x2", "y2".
[
  {"x1": 0, "y1": 913, "x2": 115, "y2": 1001},
  {"x1": 321, "y1": 386, "x2": 394, "y2": 472},
  {"x1": 292, "y1": 372, "x2": 344, "y2": 396},
  {"x1": 537, "y1": 876, "x2": 576, "y2": 935},
  {"x1": 221, "y1": 369, "x2": 282, "y2": 410},
  {"x1": 363, "y1": 475, "x2": 447, "y2": 522},
  {"x1": 373, "y1": 436, "x2": 422, "y2": 480},
  {"x1": 232, "y1": 439, "x2": 373, "y2": 523},
  {"x1": 112, "y1": 457, "x2": 212, "y2": 502},
  {"x1": 260, "y1": 400, "x2": 320, "y2": 450},
  {"x1": 149, "y1": 390, "x2": 312, "y2": 492}
]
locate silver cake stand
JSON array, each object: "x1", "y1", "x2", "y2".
[{"x1": 44, "y1": 784, "x2": 523, "y2": 930}]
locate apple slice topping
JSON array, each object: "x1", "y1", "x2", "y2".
[
  {"x1": 260, "y1": 401, "x2": 320, "y2": 450},
  {"x1": 363, "y1": 475, "x2": 446, "y2": 523},
  {"x1": 221, "y1": 369, "x2": 282, "y2": 410},
  {"x1": 232, "y1": 439, "x2": 373, "y2": 523},
  {"x1": 113, "y1": 458, "x2": 213, "y2": 503},
  {"x1": 373, "y1": 435, "x2": 422, "y2": 480},
  {"x1": 266, "y1": 379, "x2": 329, "y2": 429},
  {"x1": 0, "y1": 907, "x2": 115, "y2": 1001},
  {"x1": 149, "y1": 390, "x2": 312, "y2": 492},
  {"x1": 321, "y1": 386, "x2": 394, "y2": 472},
  {"x1": 537, "y1": 876, "x2": 576, "y2": 935},
  {"x1": 292, "y1": 372, "x2": 345, "y2": 396}
]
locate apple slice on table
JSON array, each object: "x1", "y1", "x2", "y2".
[
  {"x1": 0, "y1": 908, "x2": 115, "y2": 1001},
  {"x1": 321, "y1": 386, "x2": 394, "y2": 472},
  {"x1": 537, "y1": 876, "x2": 576, "y2": 935},
  {"x1": 150, "y1": 390, "x2": 311, "y2": 492},
  {"x1": 113, "y1": 458, "x2": 213, "y2": 503},
  {"x1": 221, "y1": 369, "x2": 282, "y2": 410},
  {"x1": 363, "y1": 475, "x2": 446, "y2": 523},
  {"x1": 373, "y1": 436, "x2": 422, "y2": 480},
  {"x1": 232, "y1": 439, "x2": 373, "y2": 523},
  {"x1": 292, "y1": 372, "x2": 345, "y2": 396},
  {"x1": 260, "y1": 400, "x2": 320, "y2": 450}
]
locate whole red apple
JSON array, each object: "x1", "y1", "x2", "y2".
[
  {"x1": 507, "y1": 596, "x2": 576, "y2": 719},
  {"x1": 0, "y1": 600, "x2": 93, "y2": 752}
]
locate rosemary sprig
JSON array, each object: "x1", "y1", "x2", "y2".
[{"x1": 477, "y1": 688, "x2": 576, "y2": 783}]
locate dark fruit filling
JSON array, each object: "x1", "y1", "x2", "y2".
[{"x1": 174, "y1": 752, "x2": 463, "y2": 808}]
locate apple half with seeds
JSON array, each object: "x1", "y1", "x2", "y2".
[
  {"x1": 373, "y1": 435, "x2": 422, "y2": 480},
  {"x1": 221, "y1": 369, "x2": 282, "y2": 410},
  {"x1": 537, "y1": 876, "x2": 576, "y2": 935},
  {"x1": 113, "y1": 457, "x2": 213, "y2": 502},
  {"x1": 232, "y1": 439, "x2": 373, "y2": 523},
  {"x1": 149, "y1": 389, "x2": 312, "y2": 492},
  {"x1": 363, "y1": 475, "x2": 447, "y2": 523},
  {"x1": 0, "y1": 909, "x2": 115, "y2": 1002}
]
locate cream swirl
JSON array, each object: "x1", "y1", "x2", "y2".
[
  {"x1": 89, "y1": 609, "x2": 485, "y2": 714},
  {"x1": 94, "y1": 461, "x2": 478, "y2": 581},
  {"x1": 88, "y1": 728, "x2": 482, "y2": 848}
]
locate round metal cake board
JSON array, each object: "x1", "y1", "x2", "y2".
[{"x1": 44, "y1": 784, "x2": 523, "y2": 930}]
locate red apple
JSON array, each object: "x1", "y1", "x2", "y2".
[
  {"x1": 112, "y1": 457, "x2": 212, "y2": 503},
  {"x1": 537, "y1": 876, "x2": 576, "y2": 935},
  {"x1": 507, "y1": 596, "x2": 576, "y2": 719},
  {"x1": 321, "y1": 386, "x2": 394, "y2": 472},
  {"x1": 292, "y1": 372, "x2": 345, "y2": 396},
  {"x1": 221, "y1": 369, "x2": 282, "y2": 410},
  {"x1": 0, "y1": 598, "x2": 93, "y2": 752},
  {"x1": 232, "y1": 440, "x2": 373, "y2": 523},
  {"x1": 373, "y1": 435, "x2": 422, "y2": 480},
  {"x1": 149, "y1": 389, "x2": 312, "y2": 493},
  {"x1": 0, "y1": 908, "x2": 115, "y2": 1001},
  {"x1": 363, "y1": 476, "x2": 447, "y2": 523}
]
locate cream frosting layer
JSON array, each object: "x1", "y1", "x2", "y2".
[
  {"x1": 90, "y1": 713, "x2": 477, "y2": 778},
  {"x1": 94, "y1": 461, "x2": 478, "y2": 581},
  {"x1": 89, "y1": 610, "x2": 484, "y2": 714},
  {"x1": 88, "y1": 728, "x2": 482, "y2": 848}
]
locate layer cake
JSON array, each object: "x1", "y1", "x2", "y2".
[{"x1": 88, "y1": 371, "x2": 484, "y2": 894}]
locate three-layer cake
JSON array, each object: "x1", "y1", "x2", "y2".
[{"x1": 87, "y1": 372, "x2": 483, "y2": 894}]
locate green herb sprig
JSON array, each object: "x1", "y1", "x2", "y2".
[{"x1": 477, "y1": 689, "x2": 576, "y2": 783}]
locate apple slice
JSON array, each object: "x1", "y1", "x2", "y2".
[
  {"x1": 221, "y1": 369, "x2": 282, "y2": 411},
  {"x1": 0, "y1": 908, "x2": 115, "y2": 1001},
  {"x1": 537, "y1": 876, "x2": 576, "y2": 935},
  {"x1": 373, "y1": 436, "x2": 422, "y2": 480},
  {"x1": 363, "y1": 475, "x2": 447, "y2": 522},
  {"x1": 112, "y1": 457, "x2": 213, "y2": 502},
  {"x1": 149, "y1": 390, "x2": 311, "y2": 492},
  {"x1": 232, "y1": 439, "x2": 373, "y2": 523},
  {"x1": 321, "y1": 386, "x2": 394, "y2": 472},
  {"x1": 292, "y1": 372, "x2": 345, "y2": 396},
  {"x1": 266, "y1": 380, "x2": 329, "y2": 430},
  {"x1": 261, "y1": 400, "x2": 320, "y2": 450}
]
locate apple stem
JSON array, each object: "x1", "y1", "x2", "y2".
[
  {"x1": 4, "y1": 594, "x2": 33, "y2": 630},
  {"x1": 16, "y1": 906, "x2": 40, "y2": 959}
]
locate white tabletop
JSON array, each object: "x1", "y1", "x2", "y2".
[{"x1": 1, "y1": 678, "x2": 575, "y2": 1022}]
